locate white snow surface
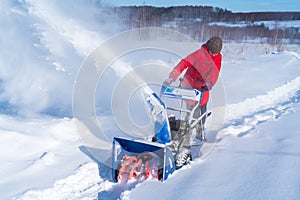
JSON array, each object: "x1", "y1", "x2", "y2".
[{"x1": 0, "y1": 1, "x2": 300, "y2": 200}]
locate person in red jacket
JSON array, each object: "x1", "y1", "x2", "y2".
[{"x1": 163, "y1": 36, "x2": 222, "y2": 167}]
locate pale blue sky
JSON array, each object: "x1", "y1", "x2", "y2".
[{"x1": 103, "y1": 0, "x2": 300, "y2": 12}]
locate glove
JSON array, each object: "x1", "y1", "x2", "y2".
[
  {"x1": 200, "y1": 85, "x2": 208, "y2": 92},
  {"x1": 163, "y1": 77, "x2": 175, "y2": 86}
]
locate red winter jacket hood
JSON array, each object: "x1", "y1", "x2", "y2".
[{"x1": 169, "y1": 44, "x2": 222, "y2": 105}]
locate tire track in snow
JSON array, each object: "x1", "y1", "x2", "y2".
[{"x1": 219, "y1": 76, "x2": 300, "y2": 137}]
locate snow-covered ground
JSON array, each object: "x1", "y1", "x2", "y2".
[{"x1": 0, "y1": 1, "x2": 300, "y2": 200}]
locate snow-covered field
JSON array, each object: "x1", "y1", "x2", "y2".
[
  {"x1": 1, "y1": 1, "x2": 300, "y2": 200},
  {"x1": 209, "y1": 20, "x2": 300, "y2": 30}
]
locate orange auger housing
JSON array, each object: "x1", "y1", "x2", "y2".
[{"x1": 116, "y1": 152, "x2": 161, "y2": 183}]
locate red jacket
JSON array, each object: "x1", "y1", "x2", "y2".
[{"x1": 169, "y1": 44, "x2": 222, "y2": 105}]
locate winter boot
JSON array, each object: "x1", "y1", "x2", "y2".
[
  {"x1": 196, "y1": 124, "x2": 206, "y2": 141},
  {"x1": 175, "y1": 147, "x2": 192, "y2": 170}
]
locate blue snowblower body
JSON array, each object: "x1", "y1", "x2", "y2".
[{"x1": 112, "y1": 86, "x2": 203, "y2": 183}]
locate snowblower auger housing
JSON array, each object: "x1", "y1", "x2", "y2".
[{"x1": 112, "y1": 137, "x2": 175, "y2": 183}]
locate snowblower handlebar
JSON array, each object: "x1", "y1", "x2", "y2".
[
  {"x1": 160, "y1": 86, "x2": 210, "y2": 129},
  {"x1": 160, "y1": 86, "x2": 202, "y2": 102}
]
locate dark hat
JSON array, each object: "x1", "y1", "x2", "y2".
[{"x1": 206, "y1": 36, "x2": 222, "y2": 54}]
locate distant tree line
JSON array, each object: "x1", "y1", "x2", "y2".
[{"x1": 103, "y1": 6, "x2": 300, "y2": 44}]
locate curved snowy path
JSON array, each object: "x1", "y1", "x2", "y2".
[
  {"x1": 17, "y1": 73, "x2": 300, "y2": 200},
  {"x1": 221, "y1": 76, "x2": 300, "y2": 138},
  {"x1": 121, "y1": 79, "x2": 300, "y2": 200}
]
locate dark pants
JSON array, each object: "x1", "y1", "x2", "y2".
[{"x1": 182, "y1": 103, "x2": 207, "y2": 147}]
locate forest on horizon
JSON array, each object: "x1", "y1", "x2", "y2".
[{"x1": 100, "y1": 5, "x2": 300, "y2": 44}]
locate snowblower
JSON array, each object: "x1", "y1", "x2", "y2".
[{"x1": 112, "y1": 85, "x2": 211, "y2": 183}]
